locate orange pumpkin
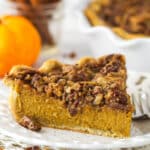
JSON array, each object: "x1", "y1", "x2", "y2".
[{"x1": 0, "y1": 16, "x2": 41, "y2": 76}]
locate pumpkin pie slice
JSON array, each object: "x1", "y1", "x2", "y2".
[
  {"x1": 85, "y1": 0, "x2": 150, "y2": 39},
  {"x1": 4, "y1": 54, "x2": 133, "y2": 137}
]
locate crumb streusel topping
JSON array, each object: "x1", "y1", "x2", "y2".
[{"x1": 6, "y1": 54, "x2": 132, "y2": 116}]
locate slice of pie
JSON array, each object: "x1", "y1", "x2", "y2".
[
  {"x1": 85, "y1": 0, "x2": 150, "y2": 39},
  {"x1": 4, "y1": 54, "x2": 133, "y2": 137}
]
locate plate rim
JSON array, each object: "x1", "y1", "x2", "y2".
[
  {"x1": 0, "y1": 70, "x2": 150, "y2": 149},
  {"x1": 0, "y1": 127, "x2": 150, "y2": 149}
]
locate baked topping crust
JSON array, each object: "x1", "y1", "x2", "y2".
[
  {"x1": 19, "y1": 116, "x2": 41, "y2": 131},
  {"x1": 5, "y1": 54, "x2": 132, "y2": 116}
]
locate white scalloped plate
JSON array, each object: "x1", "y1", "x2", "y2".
[
  {"x1": 57, "y1": 0, "x2": 150, "y2": 72},
  {"x1": 0, "y1": 71, "x2": 150, "y2": 149}
]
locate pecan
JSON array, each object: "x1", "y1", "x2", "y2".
[
  {"x1": 63, "y1": 65, "x2": 75, "y2": 74},
  {"x1": 19, "y1": 116, "x2": 41, "y2": 131},
  {"x1": 107, "y1": 62, "x2": 120, "y2": 72},
  {"x1": 25, "y1": 146, "x2": 41, "y2": 150},
  {"x1": 24, "y1": 74, "x2": 31, "y2": 81},
  {"x1": 93, "y1": 86, "x2": 102, "y2": 94},
  {"x1": 37, "y1": 85, "x2": 45, "y2": 93},
  {"x1": 69, "y1": 52, "x2": 76, "y2": 58},
  {"x1": 109, "y1": 102, "x2": 128, "y2": 111},
  {"x1": 105, "y1": 89, "x2": 128, "y2": 106},
  {"x1": 69, "y1": 105, "x2": 78, "y2": 116},
  {"x1": 49, "y1": 83, "x2": 63, "y2": 97},
  {"x1": 45, "y1": 84, "x2": 53, "y2": 95},
  {"x1": 86, "y1": 95, "x2": 94, "y2": 102},
  {"x1": 47, "y1": 75, "x2": 61, "y2": 83},
  {"x1": 71, "y1": 83, "x2": 81, "y2": 91},
  {"x1": 63, "y1": 52, "x2": 77, "y2": 59},
  {"x1": 84, "y1": 61, "x2": 100, "y2": 72},
  {"x1": 63, "y1": 65, "x2": 93, "y2": 82},
  {"x1": 100, "y1": 61, "x2": 120, "y2": 75},
  {"x1": 93, "y1": 94, "x2": 103, "y2": 105},
  {"x1": 65, "y1": 92, "x2": 76, "y2": 102},
  {"x1": 57, "y1": 79, "x2": 66, "y2": 85},
  {"x1": 98, "y1": 54, "x2": 114, "y2": 68},
  {"x1": 66, "y1": 70, "x2": 78, "y2": 81},
  {"x1": 42, "y1": 76, "x2": 50, "y2": 82},
  {"x1": 112, "y1": 89, "x2": 128, "y2": 105},
  {"x1": 31, "y1": 74, "x2": 43, "y2": 88},
  {"x1": 65, "y1": 87, "x2": 72, "y2": 93},
  {"x1": 77, "y1": 69, "x2": 91, "y2": 81}
]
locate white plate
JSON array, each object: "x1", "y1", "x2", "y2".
[{"x1": 0, "y1": 71, "x2": 150, "y2": 149}]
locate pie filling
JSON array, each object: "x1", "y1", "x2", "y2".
[
  {"x1": 6, "y1": 54, "x2": 132, "y2": 116},
  {"x1": 96, "y1": 0, "x2": 150, "y2": 35}
]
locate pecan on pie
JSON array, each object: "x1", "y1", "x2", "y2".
[
  {"x1": 4, "y1": 54, "x2": 133, "y2": 137},
  {"x1": 85, "y1": 0, "x2": 150, "y2": 39}
]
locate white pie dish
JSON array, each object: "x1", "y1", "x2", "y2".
[{"x1": 58, "y1": 0, "x2": 150, "y2": 73}]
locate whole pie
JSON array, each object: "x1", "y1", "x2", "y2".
[
  {"x1": 85, "y1": 0, "x2": 150, "y2": 39},
  {"x1": 4, "y1": 54, "x2": 133, "y2": 137}
]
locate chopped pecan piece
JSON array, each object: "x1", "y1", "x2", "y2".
[
  {"x1": 100, "y1": 61, "x2": 121, "y2": 75},
  {"x1": 105, "y1": 89, "x2": 128, "y2": 106},
  {"x1": 93, "y1": 86, "x2": 102, "y2": 94},
  {"x1": 63, "y1": 52, "x2": 77, "y2": 59},
  {"x1": 19, "y1": 116, "x2": 41, "y2": 131},
  {"x1": 86, "y1": 95, "x2": 94, "y2": 102},
  {"x1": 25, "y1": 146, "x2": 41, "y2": 150},
  {"x1": 93, "y1": 94, "x2": 103, "y2": 105}
]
